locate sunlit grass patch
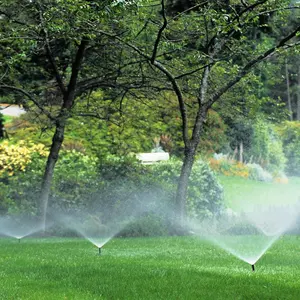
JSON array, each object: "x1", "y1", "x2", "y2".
[
  {"x1": 218, "y1": 175, "x2": 300, "y2": 209},
  {"x1": 0, "y1": 236, "x2": 299, "y2": 299}
]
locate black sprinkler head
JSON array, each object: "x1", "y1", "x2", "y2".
[
  {"x1": 98, "y1": 247, "x2": 101, "y2": 255},
  {"x1": 251, "y1": 264, "x2": 255, "y2": 271}
]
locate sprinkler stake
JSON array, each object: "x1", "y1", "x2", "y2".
[
  {"x1": 98, "y1": 247, "x2": 101, "y2": 255},
  {"x1": 251, "y1": 264, "x2": 255, "y2": 271},
  {"x1": 18, "y1": 238, "x2": 21, "y2": 243}
]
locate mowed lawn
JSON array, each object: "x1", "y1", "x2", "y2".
[
  {"x1": 0, "y1": 236, "x2": 300, "y2": 300},
  {"x1": 218, "y1": 175, "x2": 300, "y2": 210}
]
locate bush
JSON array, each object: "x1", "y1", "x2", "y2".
[
  {"x1": 247, "y1": 163, "x2": 273, "y2": 182},
  {"x1": 50, "y1": 150, "x2": 99, "y2": 211},
  {"x1": 249, "y1": 119, "x2": 286, "y2": 175},
  {"x1": 94, "y1": 155, "x2": 161, "y2": 219},
  {"x1": 1, "y1": 152, "x2": 224, "y2": 235},
  {"x1": 0, "y1": 141, "x2": 48, "y2": 214},
  {"x1": 0, "y1": 182, "x2": 15, "y2": 214},
  {"x1": 119, "y1": 214, "x2": 170, "y2": 237},
  {"x1": 0, "y1": 141, "x2": 48, "y2": 177},
  {"x1": 0, "y1": 149, "x2": 99, "y2": 215},
  {"x1": 199, "y1": 109, "x2": 229, "y2": 156},
  {"x1": 189, "y1": 159, "x2": 224, "y2": 218},
  {"x1": 210, "y1": 153, "x2": 285, "y2": 183},
  {"x1": 209, "y1": 156, "x2": 249, "y2": 178},
  {"x1": 4, "y1": 114, "x2": 53, "y2": 147},
  {"x1": 276, "y1": 121, "x2": 300, "y2": 176},
  {"x1": 150, "y1": 158, "x2": 224, "y2": 219}
]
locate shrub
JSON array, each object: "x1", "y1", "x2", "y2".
[
  {"x1": 50, "y1": 150, "x2": 100, "y2": 211},
  {"x1": 119, "y1": 214, "x2": 170, "y2": 237},
  {"x1": 1, "y1": 152, "x2": 224, "y2": 235},
  {"x1": 249, "y1": 119, "x2": 286, "y2": 175},
  {"x1": 209, "y1": 156, "x2": 249, "y2": 178},
  {"x1": 199, "y1": 109, "x2": 229, "y2": 155},
  {"x1": 0, "y1": 149, "x2": 99, "y2": 215},
  {"x1": 0, "y1": 141, "x2": 48, "y2": 177},
  {"x1": 4, "y1": 114, "x2": 53, "y2": 147},
  {"x1": 188, "y1": 159, "x2": 224, "y2": 218},
  {"x1": 95, "y1": 155, "x2": 174, "y2": 225},
  {"x1": 247, "y1": 163, "x2": 273, "y2": 182},
  {"x1": 276, "y1": 121, "x2": 300, "y2": 176},
  {"x1": 150, "y1": 158, "x2": 224, "y2": 219},
  {"x1": 0, "y1": 182, "x2": 16, "y2": 214}
]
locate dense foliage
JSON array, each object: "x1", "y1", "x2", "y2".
[
  {"x1": 0, "y1": 148, "x2": 224, "y2": 235},
  {"x1": 277, "y1": 121, "x2": 300, "y2": 176},
  {"x1": 249, "y1": 119, "x2": 286, "y2": 175},
  {"x1": 0, "y1": 141, "x2": 47, "y2": 177},
  {"x1": 0, "y1": 0, "x2": 299, "y2": 226}
]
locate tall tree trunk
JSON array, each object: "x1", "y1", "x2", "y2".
[
  {"x1": 175, "y1": 117, "x2": 207, "y2": 227},
  {"x1": 39, "y1": 40, "x2": 88, "y2": 231},
  {"x1": 40, "y1": 115, "x2": 67, "y2": 230},
  {"x1": 175, "y1": 146, "x2": 196, "y2": 224},
  {"x1": 239, "y1": 141, "x2": 243, "y2": 163},
  {"x1": 175, "y1": 65, "x2": 209, "y2": 226},
  {"x1": 297, "y1": 65, "x2": 300, "y2": 121},
  {"x1": 285, "y1": 58, "x2": 293, "y2": 121}
]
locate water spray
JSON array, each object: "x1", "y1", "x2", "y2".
[{"x1": 251, "y1": 264, "x2": 255, "y2": 271}]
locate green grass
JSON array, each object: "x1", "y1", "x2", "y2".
[
  {"x1": 0, "y1": 236, "x2": 300, "y2": 299},
  {"x1": 218, "y1": 175, "x2": 300, "y2": 210},
  {"x1": 2, "y1": 115, "x2": 14, "y2": 124}
]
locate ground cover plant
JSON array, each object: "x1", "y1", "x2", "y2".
[{"x1": 0, "y1": 236, "x2": 299, "y2": 300}]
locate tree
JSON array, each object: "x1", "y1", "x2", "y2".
[
  {"x1": 1, "y1": 0, "x2": 300, "y2": 228},
  {"x1": 297, "y1": 64, "x2": 300, "y2": 120},
  {"x1": 0, "y1": 0, "x2": 138, "y2": 229},
  {"x1": 103, "y1": 0, "x2": 300, "y2": 223},
  {"x1": 255, "y1": 4, "x2": 300, "y2": 121}
]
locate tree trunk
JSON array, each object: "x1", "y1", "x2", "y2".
[
  {"x1": 175, "y1": 64, "x2": 210, "y2": 227},
  {"x1": 39, "y1": 40, "x2": 88, "y2": 231},
  {"x1": 233, "y1": 146, "x2": 238, "y2": 160},
  {"x1": 297, "y1": 65, "x2": 300, "y2": 121},
  {"x1": 285, "y1": 58, "x2": 293, "y2": 121},
  {"x1": 40, "y1": 115, "x2": 67, "y2": 230},
  {"x1": 175, "y1": 146, "x2": 196, "y2": 225},
  {"x1": 239, "y1": 141, "x2": 243, "y2": 163}
]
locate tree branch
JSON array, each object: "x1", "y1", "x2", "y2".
[
  {"x1": 190, "y1": 65, "x2": 210, "y2": 145},
  {"x1": 64, "y1": 40, "x2": 89, "y2": 108},
  {"x1": 170, "y1": 1, "x2": 208, "y2": 21},
  {"x1": 0, "y1": 85, "x2": 55, "y2": 121},
  {"x1": 208, "y1": 24, "x2": 300, "y2": 107},
  {"x1": 174, "y1": 60, "x2": 220, "y2": 80},
  {"x1": 37, "y1": 4, "x2": 67, "y2": 95},
  {"x1": 152, "y1": 60, "x2": 189, "y2": 145},
  {"x1": 0, "y1": 9, "x2": 29, "y2": 26},
  {"x1": 151, "y1": 0, "x2": 168, "y2": 63},
  {"x1": 206, "y1": 0, "x2": 269, "y2": 53},
  {"x1": 95, "y1": 29, "x2": 189, "y2": 144}
]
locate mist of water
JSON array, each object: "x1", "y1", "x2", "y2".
[
  {"x1": 0, "y1": 216, "x2": 44, "y2": 240},
  {"x1": 188, "y1": 202, "x2": 300, "y2": 266},
  {"x1": 54, "y1": 212, "x2": 132, "y2": 249}
]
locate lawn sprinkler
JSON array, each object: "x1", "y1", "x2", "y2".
[
  {"x1": 18, "y1": 238, "x2": 21, "y2": 243},
  {"x1": 251, "y1": 264, "x2": 255, "y2": 271},
  {"x1": 98, "y1": 247, "x2": 102, "y2": 255}
]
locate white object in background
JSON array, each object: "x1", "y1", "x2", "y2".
[
  {"x1": 136, "y1": 152, "x2": 169, "y2": 164},
  {"x1": 0, "y1": 104, "x2": 25, "y2": 117}
]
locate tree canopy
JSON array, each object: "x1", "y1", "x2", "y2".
[{"x1": 0, "y1": 0, "x2": 299, "y2": 224}]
